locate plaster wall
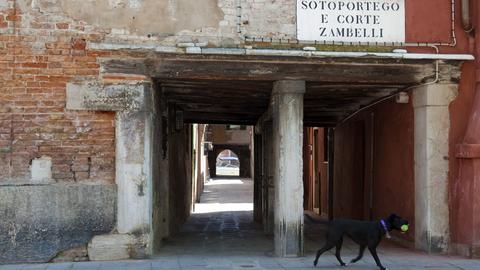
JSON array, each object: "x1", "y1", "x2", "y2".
[
  {"x1": 447, "y1": 1, "x2": 480, "y2": 257},
  {"x1": 448, "y1": 62, "x2": 476, "y2": 250}
]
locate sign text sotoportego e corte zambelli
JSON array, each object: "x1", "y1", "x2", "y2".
[{"x1": 297, "y1": 0, "x2": 405, "y2": 43}]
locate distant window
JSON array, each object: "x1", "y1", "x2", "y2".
[{"x1": 226, "y1": 125, "x2": 247, "y2": 130}]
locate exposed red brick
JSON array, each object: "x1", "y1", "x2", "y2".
[
  {"x1": 0, "y1": 10, "x2": 116, "y2": 184},
  {"x1": 21, "y1": 63, "x2": 48, "y2": 69},
  {"x1": 71, "y1": 38, "x2": 86, "y2": 50},
  {"x1": 5, "y1": 15, "x2": 20, "y2": 21},
  {"x1": 56, "y1": 23, "x2": 69, "y2": 29}
]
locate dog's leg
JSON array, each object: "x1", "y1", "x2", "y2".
[
  {"x1": 368, "y1": 246, "x2": 387, "y2": 270},
  {"x1": 350, "y1": 245, "x2": 366, "y2": 263},
  {"x1": 313, "y1": 244, "x2": 334, "y2": 267},
  {"x1": 334, "y1": 238, "x2": 347, "y2": 266}
]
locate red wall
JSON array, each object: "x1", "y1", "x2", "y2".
[
  {"x1": 405, "y1": 0, "x2": 470, "y2": 54},
  {"x1": 333, "y1": 120, "x2": 365, "y2": 220},
  {"x1": 447, "y1": 0, "x2": 480, "y2": 256},
  {"x1": 333, "y1": 98, "x2": 415, "y2": 242},
  {"x1": 371, "y1": 99, "x2": 415, "y2": 243},
  {"x1": 360, "y1": 0, "x2": 480, "y2": 251},
  {"x1": 449, "y1": 62, "x2": 477, "y2": 246}
]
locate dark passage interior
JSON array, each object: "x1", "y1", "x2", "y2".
[
  {"x1": 159, "y1": 177, "x2": 266, "y2": 255},
  {"x1": 152, "y1": 78, "x2": 394, "y2": 253},
  {"x1": 147, "y1": 54, "x2": 435, "y2": 254}
]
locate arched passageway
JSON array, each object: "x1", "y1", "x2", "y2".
[
  {"x1": 208, "y1": 145, "x2": 251, "y2": 178},
  {"x1": 216, "y1": 150, "x2": 240, "y2": 177}
]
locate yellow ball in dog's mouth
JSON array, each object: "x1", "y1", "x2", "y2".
[{"x1": 401, "y1": 225, "x2": 409, "y2": 232}]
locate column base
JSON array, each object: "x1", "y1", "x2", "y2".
[{"x1": 88, "y1": 233, "x2": 148, "y2": 261}]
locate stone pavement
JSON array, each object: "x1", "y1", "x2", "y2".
[{"x1": 1, "y1": 177, "x2": 480, "y2": 270}]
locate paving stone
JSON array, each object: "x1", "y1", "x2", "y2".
[
  {"x1": 45, "y1": 263, "x2": 73, "y2": 270},
  {"x1": 0, "y1": 266, "x2": 22, "y2": 270},
  {"x1": 71, "y1": 262, "x2": 100, "y2": 270},
  {"x1": 151, "y1": 260, "x2": 180, "y2": 270},
  {"x1": 123, "y1": 261, "x2": 151, "y2": 270},
  {"x1": 98, "y1": 261, "x2": 127, "y2": 270},
  {"x1": 20, "y1": 265, "x2": 48, "y2": 270}
]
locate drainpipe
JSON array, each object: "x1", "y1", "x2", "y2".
[{"x1": 462, "y1": 0, "x2": 474, "y2": 33}]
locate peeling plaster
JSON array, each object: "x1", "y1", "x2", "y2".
[{"x1": 58, "y1": 0, "x2": 224, "y2": 35}]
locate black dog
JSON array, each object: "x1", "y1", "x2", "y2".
[{"x1": 306, "y1": 213, "x2": 409, "y2": 270}]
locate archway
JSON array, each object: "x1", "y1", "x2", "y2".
[
  {"x1": 208, "y1": 145, "x2": 251, "y2": 178},
  {"x1": 216, "y1": 150, "x2": 240, "y2": 176}
]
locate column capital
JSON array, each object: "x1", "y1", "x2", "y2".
[
  {"x1": 272, "y1": 80, "x2": 306, "y2": 95},
  {"x1": 412, "y1": 83, "x2": 458, "y2": 108}
]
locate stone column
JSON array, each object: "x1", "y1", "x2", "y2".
[
  {"x1": 116, "y1": 90, "x2": 153, "y2": 235},
  {"x1": 271, "y1": 80, "x2": 305, "y2": 257},
  {"x1": 413, "y1": 83, "x2": 458, "y2": 253},
  {"x1": 67, "y1": 81, "x2": 154, "y2": 259}
]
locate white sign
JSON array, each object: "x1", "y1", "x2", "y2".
[{"x1": 297, "y1": 0, "x2": 405, "y2": 43}]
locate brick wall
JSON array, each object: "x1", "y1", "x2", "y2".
[
  {"x1": 0, "y1": 1, "x2": 116, "y2": 184},
  {"x1": 0, "y1": 0, "x2": 246, "y2": 185}
]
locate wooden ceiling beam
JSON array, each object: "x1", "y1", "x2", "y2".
[{"x1": 102, "y1": 58, "x2": 439, "y2": 85}]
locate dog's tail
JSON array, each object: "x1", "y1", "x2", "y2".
[{"x1": 304, "y1": 212, "x2": 330, "y2": 225}]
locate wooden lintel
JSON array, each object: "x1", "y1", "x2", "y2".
[{"x1": 100, "y1": 55, "x2": 447, "y2": 84}]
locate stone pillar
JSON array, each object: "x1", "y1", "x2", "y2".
[
  {"x1": 116, "y1": 91, "x2": 153, "y2": 235},
  {"x1": 271, "y1": 80, "x2": 305, "y2": 257},
  {"x1": 67, "y1": 81, "x2": 154, "y2": 258},
  {"x1": 413, "y1": 83, "x2": 458, "y2": 253}
]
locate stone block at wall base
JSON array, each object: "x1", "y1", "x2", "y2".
[
  {"x1": 0, "y1": 184, "x2": 116, "y2": 264},
  {"x1": 50, "y1": 245, "x2": 88, "y2": 263},
  {"x1": 88, "y1": 234, "x2": 148, "y2": 261}
]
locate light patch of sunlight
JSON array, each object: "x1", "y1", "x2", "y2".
[
  {"x1": 194, "y1": 203, "x2": 253, "y2": 213},
  {"x1": 205, "y1": 179, "x2": 244, "y2": 185},
  {"x1": 216, "y1": 167, "x2": 240, "y2": 176}
]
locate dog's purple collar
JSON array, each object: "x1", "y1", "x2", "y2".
[{"x1": 381, "y1": 220, "x2": 391, "y2": 239}]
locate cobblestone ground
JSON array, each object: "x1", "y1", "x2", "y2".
[{"x1": 1, "y1": 177, "x2": 479, "y2": 270}]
